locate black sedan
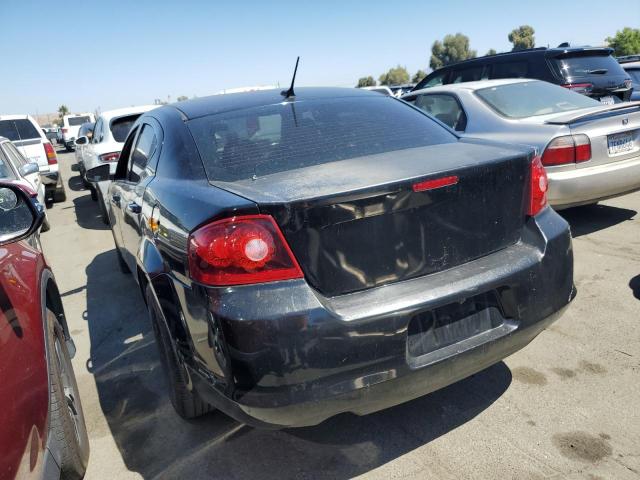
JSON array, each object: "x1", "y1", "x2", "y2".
[{"x1": 87, "y1": 87, "x2": 575, "y2": 428}]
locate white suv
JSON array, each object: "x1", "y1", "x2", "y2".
[
  {"x1": 61, "y1": 113, "x2": 95, "y2": 151},
  {"x1": 0, "y1": 114, "x2": 65, "y2": 205},
  {"x1": 76, "y1": 105, "x2": 157, "y2": 223}
]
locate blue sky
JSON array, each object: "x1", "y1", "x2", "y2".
[{"x1": 1, "y1": 0, "x2": 638, "y2": 115}]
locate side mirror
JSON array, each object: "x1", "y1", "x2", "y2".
[
  {"x1": 0, "y1": 184, "x2": 44, "y2": 245},
  {"x1": 85, "y1": 164, "x2": 113, "y2": 183},
  {"x1": 75, "y1": 136, "x2": 88, "y2": 145},
  {"x1": 19, "y1": 162, "x2": 40, "y2": 176}
]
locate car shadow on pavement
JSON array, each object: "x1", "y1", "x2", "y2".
[
  {"x1": 558, "y1": 204, "x2": 637, "y2": 237},
  {"x1": 85, "y1": 250, "x2": 513, "y2": 479},
  {"x1": 630, "y1": 275, "x2": 640, "y2": 301},
  {"x1": 67, "y1": 172, "x2": 87, "y2": 193},
  {"x1": 72, "y1": 196, "x2": 108, "y2": 230}
]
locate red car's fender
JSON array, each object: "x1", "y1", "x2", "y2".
[{"x1": 0, "y1": 239, "x2": 49, "y2": 480}]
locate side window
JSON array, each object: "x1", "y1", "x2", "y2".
[
  {"x1": 93, "y1": 119, "x2": 103, "y2": 143},
  {"x1": 491, "y1": 61, "x2": 529, "y2": 79},
  {"x1": 414, "y1": 94, "x2": 467, "y2": 131},
  {"x1": 451, "y1": 65, "x2": 487, "y2": 83},
  {"x1": 422, "y1": 70, "x2": 447, "y2": 88},
  {"x1": 128, "y1": 124, "x2": 157, "y2": 183},
  {"x1": 3, "y1": 142, "x2": 29, "y2": 168}
]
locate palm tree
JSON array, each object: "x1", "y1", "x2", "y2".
[{"x1": 58, "y1": 105, "x2": 69, "y2": 118}]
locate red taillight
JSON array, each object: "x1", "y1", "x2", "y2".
[
  {"x1": 188, "y1": 215, "x2": 304, "y2": 286},
  {"x1": 528, "y1": 156, "x2": 548, "y2": 216},
  {"x1": 99, "y1": 152, "x2": 120, "y2": 162},
  {"x1": 541, "y1": 135, "x2": 591, "y2": 166},
  {"x1": 412, "y1": 175, "x2": 458, "y2": 192},
  {"x1": 561, "y1": 82, "x2": 593, "y2": 95},
  {"x1": 43, "y1": 142, "x2": 57, "y2": 165}
]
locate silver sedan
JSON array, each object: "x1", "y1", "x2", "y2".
[{"x1": 402, "y1": 79, "x2": 640, "y2": 209}]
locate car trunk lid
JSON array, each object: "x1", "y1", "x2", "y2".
[
  {"x1": 213, "y1": 142, "x2": 531, "y2": 297},
  {"x1": 546, "y1": 102, "x2": 640, "y2": 167}
]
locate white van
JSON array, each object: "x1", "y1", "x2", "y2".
[{"x1": 61, "y1": 113, "x2": 95, "y2": 151}]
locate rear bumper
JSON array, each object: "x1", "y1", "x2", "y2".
[
  {"x1": 548, "y1": 155, "x2": 640, "y2": 209},
  {"x1": 175, "y1": 208, "x2": 574, "y2": 428}
]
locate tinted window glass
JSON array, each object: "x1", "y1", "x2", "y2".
[
  {"x1": 414, "y1": 94, "x2": 467, "y2": 131},
  {"x1": 451, "y1": 66, "x2": 485, "y2": 83},
  {"x1": 3, "y1": 142, "x2": 28, "y2": 168},
  {"x1": 78, "y1": 122, "x2": 94, "y2": 137},
  {"x1": 110, "y1": 114, "x2": 141, "y2": 142},
  {"x1": 14, "y1": 119, "x2": 40, "y2": 140},
  {"x1": 417, "y1": 71, "x2": 447, "y2": 89},
  {"x1": 189, "y1": 96, "x2": 457, "y2": 183},
  {"x1": 0, "y1": 121, "x2": 19, "y2": 141},
  {"x1": 129, "y1": 125, "x2": 157, "y2": 182},
  {"x1": 492, "y1": 62, "x2": 528, "y2": 79},
  {"x1": 626, "y1": 69, "x2": 640, "y2": 85},
  {"x1": 0, "y1": 149, "x2": 16, "y2": 180},
  {"x1": 476, "y1": 81, "x2": 599, "y2": 118},
  {"x1": 554, "y1": 54, "x2": 627, "y2": 78},
  {"x1": 67, "y1": 116, "x2": 91, "y2": 126}
]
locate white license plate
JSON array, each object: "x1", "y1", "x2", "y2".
[
  {"x1": 600, "y1": 96, "x2": 615, "y2": 105},
  {"x1": 607, "y1": 131, "x2": 634, "y2": 155}
]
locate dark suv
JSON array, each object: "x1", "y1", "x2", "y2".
[{"x1": 413, "y1": 47, "x2": 633, "y2": 103}]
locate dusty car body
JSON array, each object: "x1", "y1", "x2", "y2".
[{"x1": 88, "y1": 87, "x2": 575, "y2": 428}]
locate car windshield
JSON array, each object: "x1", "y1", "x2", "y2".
[
  {"x1": 0, "y1": 119, "x2": 40, "y2": 141},
  {"x1": 188, "y1": 96, "x2": 457, "y2": 183},
  {"x1": 475, "y1": 81, "x2": 600, "y2": 119},
  {"x1": 68, "y1": 116, "x2": 91, "y2": 126},
  {"x1": 110, "y1": 114, "x2": 141, "y2": 142},
  {"x1": 626, "y1": 69, "x2": 640, "y2": 85},
  {"x1": 553, "y1": 53, "x2": 627, "y2": 78}
]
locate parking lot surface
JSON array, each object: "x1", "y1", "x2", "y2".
[{"x1": 41, "y1": 151, "x2": 640, "y2": 479}]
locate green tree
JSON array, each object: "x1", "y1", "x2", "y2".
[
  {"x1": 412, "y1": 70, "x2": 427, "y2": 84},
  {"x1": 176, "y1": 95, "x2": 189, "y2": 102},
  {"x1": 58, "y1": 105, "x2": 69, "y2": 118},
  {"x1": 508, "y1": 25, "x2": 535, "y2": 51},
  {"x1": 606, "y1": 27, "x2": 640, "y2": 56},
  {"x1": 356, "y1": 76, "x2": 376, "y2": 87},
  {"x1": 430, "y1": 33, "x2": 476, "y2": 70},
  {"x1": 379, "y1": 65, "x2": 410, "y2": 85},
  {"x1": 486, "y1": 48, "x2": 497, "y2": 56}
]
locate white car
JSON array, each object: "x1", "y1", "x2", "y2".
[
  {"x1": 0, "y1": 136, "x2": 49, "y2": 230},
  {"x1": 0, "y1": 114, "x2": 65, "y2": 205},
  {"x1": 61, "y1": 113, "x2": 95, "y2": 151},
  {"x1": 76, "y1": 105, "x2": 157, "y2": 222}
]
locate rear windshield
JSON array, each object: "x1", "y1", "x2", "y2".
[
  {"x1": 110, "y1": 114, "x2": 141, "y2": 142},
  {"x1": 67, "y1": 116, "x2": 91, "y2": 126},
  {"x1": 0, "y1": 119, "x2": 40, "y2": 141},
  {"x1": 476, "y1": 81, "x2": 599, "y2": 118},
  {"x1": 188, "y1": 96, "x2": 457, "y2": 182},
  {"x1": 553, "y1": 54, "x2": 627, "y2": 78}
]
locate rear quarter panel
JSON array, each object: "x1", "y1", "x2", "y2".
[{"x1": 0, "y1": 241, "x2": 49, "y2": 480}]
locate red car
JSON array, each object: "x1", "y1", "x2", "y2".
[{"x1": 0, "y1": 182, "x2": 89, "y2": 480}]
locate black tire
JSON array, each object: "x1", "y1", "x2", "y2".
[
  {"x1": 41, "y1": 216, "x2": 51, "y2": 232},
  {"x1": 65, "y1": 145, "x2": 73, "y2": 152},
  {"x1": 146, "y1": 286, "x2": 213, "y2": 419},
  {"x1": 46, "y1": 310, "x2": 90, "y2": 479},
  {"x1": 54, "y1": 182, "x2": 67, "y2": 203},
  {"x1": 90, "y1": 187, "x2": 97, "y2": 202}
]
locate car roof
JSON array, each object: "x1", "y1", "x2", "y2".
[
  {"x1": 169, "y1": 87, "x2": 382, "y2": 120},
  {"x1": 0, "y1": 114, "x2": 33, "y2": 120},
  {"x1": 407, "y1": 78, "x2": 534, "y2": 96},
  {"x1": 100, "y1": 105, "x2": 158, "y2": 121}
]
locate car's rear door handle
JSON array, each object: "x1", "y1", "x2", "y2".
[{"x1": 127, "y1": 202, "x2": 142, "y2": 214}]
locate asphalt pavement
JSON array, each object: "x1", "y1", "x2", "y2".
[{"x1": 40, "y1": 150, "x2": 640, "y2": 479}]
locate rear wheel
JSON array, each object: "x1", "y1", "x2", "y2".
[
  {"x1": 97, "y1": 193, "x2": 109, "y2": 225},
  {"x1": 41, "y1": 215, "x2": 51, "y2": 232},
  {"x1": 146, "y1": 286, "x2": 213, "y2": 419},
  {"x1": 46, "y1": 310, "x2": 89, "y2": 479},
  {"x1": 116, "y1": 247, "x2": 130, "y2": 274},
  {"x1": 54, "y1": 181, "x2": 67, "y2": 203},
  {"x1": 90, "y1": 187, "x2": 97, "y2": 202}
]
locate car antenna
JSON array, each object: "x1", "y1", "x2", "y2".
[{"x1": 281, "y1": 56, "x2": 300, "y2": 99}]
